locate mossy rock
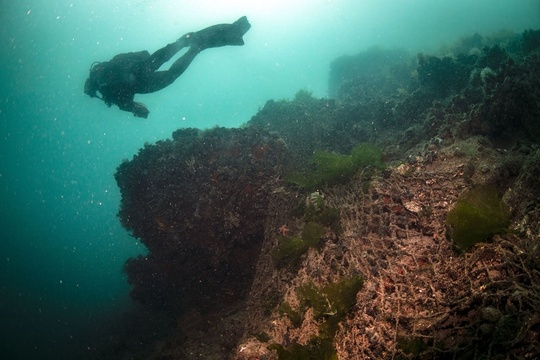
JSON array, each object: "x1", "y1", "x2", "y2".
[{"x1": 446, "y1": 185, "x2": 510, "y2": 251}]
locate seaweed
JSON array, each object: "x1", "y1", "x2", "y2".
[
  {"x1": 270, "y1": 276, "x2": 363, "y2": 359},
  {"x1": 304, "y1": 205, "x2": 341, "y2": 235},
  {"x1": 272, "y1": 222, "x2": 326, "y2": 266},
  {"x1": 301, "y1": 222, "x2": 327, "y2": 245},
  {"x1": 253, "y1": 331, "x2": 271, "y2": 343},
  {"x1": 417, "y1": 54, "x2": 471, "y2": 98},
  {"x1": 297, "y1": 276, "x2": 364, "y2": 339},
  {"x1": 446, "y1": 185, "x2": 510, "y2": 251},
  {"x1": 288, "y1": 143, "x2": 384, "y2": 189},
  {"x1": 271, "y1": 236, "x2": 311, "y2": 267},
  {"x1": 294, "y1": 89, "x2": 316, "y2": 103},
  {"x1": 278, "y1": 302, "x2": 303, "y2": 327}
]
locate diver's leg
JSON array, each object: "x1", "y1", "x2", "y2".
[
  {"x1": 136, "y1": 47, "x2": 200, "y2": 94},
  {"x1": 145, "y1": 37, "x2": 190, "y2": 72}
]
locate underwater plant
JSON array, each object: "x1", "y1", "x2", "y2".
[
  {"x1": 288, "y1": 143, "x2": 384, "y2": 189},
  {"x1": 278, "y1": 301, "x2": 303, "y2": 327},
  {"x1": 297, "y1": 276, "x2": 364, "y2": 339},
  {"x1": 269, "y1": 276, "x2": 363, "y2": 359},
  {"x1": 446, "y1": 185, "x2": 510, "y2": 251},
  {"x1": 272, "y1": 222, "x2": 326, "y2": 267}
]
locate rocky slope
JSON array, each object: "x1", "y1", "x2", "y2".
[{"x1": 98, "y1": 29, "x2": 540, "y2": 360}]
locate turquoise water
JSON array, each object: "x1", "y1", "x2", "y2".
[{"x1": 1, "y1": 1, "x2": 538, "y2": 359}]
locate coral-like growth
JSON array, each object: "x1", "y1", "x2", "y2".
[{"x1": 446, "y1": 185, "x2": 510, "y2": 251}]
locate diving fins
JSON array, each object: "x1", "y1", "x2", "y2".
[{"x1": 189, "y1": 16, "x2": 251, "y2": 49}]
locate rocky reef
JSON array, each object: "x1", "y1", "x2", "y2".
[
  {"x1": 115, "y1": 127, "x2": 288, "y2": 315},
  {"x1": 97, "y1": 29, "x2": 540, "y2": 359}
]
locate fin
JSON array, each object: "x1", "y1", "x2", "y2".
[
  {"x1": 191, "y1": 16, "x2": 251, "y2": 49},
  {"x1": 233, "y1": 16, "x2": 251, "y2": 37}
]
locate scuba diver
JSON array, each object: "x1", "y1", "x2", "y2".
[{"x1": 84, "y1": 16, "x2": 251, "y2": 118}]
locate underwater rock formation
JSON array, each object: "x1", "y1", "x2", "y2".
[
  {"x1": 115, "y1": 127, "x2": 288, "y2": 314},
  {"x1": 328, "y1": 30, "x2": 540, "y2": 147},
  {"x1": 328, "y1": 47, "x2": 412, "y2": 101},
  {"x1": 109, "y1": 29, "x2": 540, "y2": 360}
]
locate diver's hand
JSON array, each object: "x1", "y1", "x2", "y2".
[{"x1": 132, "y1": 102, "x2": 149, "y2": 119}]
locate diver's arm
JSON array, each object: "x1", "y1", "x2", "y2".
[
  {"x1": 118, "y1": 101, "x2": 150, "y2": 119},
  {"x1": 101, "y1": 87, "x2": 149, "y2": 118}
]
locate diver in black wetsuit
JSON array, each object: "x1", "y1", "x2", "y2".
[{"x1": 84, "y1": 16, "x2": 251, "y2": 118}]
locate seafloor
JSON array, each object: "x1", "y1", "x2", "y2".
[{"x1": 91, "y1": 29, "x2": 540, "y2": 359}]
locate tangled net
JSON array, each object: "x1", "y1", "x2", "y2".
[{"x1": 239, "y1": 157, "x2": 540, "y2": 359}]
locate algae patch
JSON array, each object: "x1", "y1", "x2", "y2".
[
  {"x1": 288, "y1": 143, "x2": 384, "y2": 189},
  {"x1": 269, "y1": 276, "x2": 363, "y2": 359},
  {"x1": 298, "y1": 276, "x2": 364, "y2": 339},
  {"x1": 272, "y1": 222, "x2": 326, "y2": 267},
  {"x1": 446, "y1": 185, "x2": 510, "y2": 251}
]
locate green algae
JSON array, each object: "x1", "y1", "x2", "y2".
[
  {"x1": 446, "y1": 185, "x2": 510, "y2": 251},
  {"x1": 272, "y1": 236, "x2": 311, "y2": 267},
  {"x1": 304, "y1": 204, "x2": 342, "y2": 235},
  {"x1": 253, "y1": 331, "x2": 271, "y2": 343},
  {"x1": 272, "y1": 222, "x2": 326, "y2": 266},
  {"x1": 270, "y1": 276, "x2": 363, "y2": 359},
  {"x1": 288, "y1": 143, "x2": 384, "y2": 189},
  {"x1": 297, "y1": 276, "x2": 364, "y2": 339},
  {"x1": 278, "y1": 301, "x2": 304, "y2": 327}
]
